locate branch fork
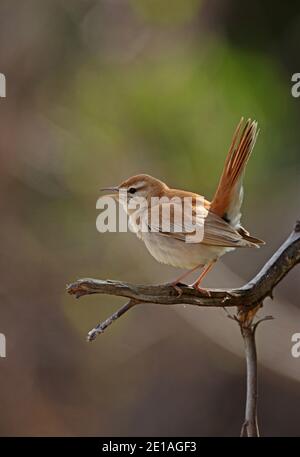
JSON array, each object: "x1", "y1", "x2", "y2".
[{"x1": 66, "y1": 222, "x2": 300, "y2": 436}]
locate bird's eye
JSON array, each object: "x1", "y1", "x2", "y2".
[{"x1": 128, "y1": 187, "x2": 137, "y2": 194}]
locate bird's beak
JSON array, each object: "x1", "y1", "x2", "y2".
[
  {"x1": 100, "y1": 186, "x2": 119, "y2": 193},
  {"x1": 100, "y1": 186, "x2": 120, "y2": 200}
]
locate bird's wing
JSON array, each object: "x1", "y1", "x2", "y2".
[
  {"x1": 210, "y1": 118, "x2": 259, "y2": 227},
  {"x1": 146, "y1": 201, "x2": 254, "y2": 247}
]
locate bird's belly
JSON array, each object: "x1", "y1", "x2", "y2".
[{"x1": 142, "y1": 233, "x2": 232, "y2": 269}]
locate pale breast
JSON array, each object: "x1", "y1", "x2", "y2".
[{"x1": 141, "y1": 232, "x2": 232, "y2": 269}]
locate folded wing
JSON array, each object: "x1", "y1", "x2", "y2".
[{"x1": 146, "y1": 200, "x2": 258, "y2": 248}]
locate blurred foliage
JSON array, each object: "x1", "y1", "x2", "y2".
[
  {"x1": 46, "y1": 42, "x2": 297, "y2": 200},
  {"x1": 130, "y1": 0, "x2": 202, "y2": 25}
]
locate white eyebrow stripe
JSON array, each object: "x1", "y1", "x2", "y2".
[{"x1": 134, "y1": 181, "x2": 146, "y2": 190}]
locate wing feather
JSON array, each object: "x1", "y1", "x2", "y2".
[{"x1": 146, "y1": 201, "x2": 254, "y2": 248}]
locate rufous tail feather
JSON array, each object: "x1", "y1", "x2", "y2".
[{"x1": 210, "y1": 117, "x2": 259, "y2": 225}]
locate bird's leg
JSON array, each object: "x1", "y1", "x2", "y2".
[
  {"x1": 190, "y1": 261, "x2": 216, "y2": 296},
  {"x1": 165, "y1": 264, "x2": 203, "y2": 297},
  {"x1": 171, "y1": 263, "x2": 203, "y2": 285}
]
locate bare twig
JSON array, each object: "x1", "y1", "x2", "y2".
[
  {"x1": 86, "y1": 299, "x2": 137, "y2": 341},
  {"x1": 66, "y1": 222, "x2": 300, "y2": 436}
]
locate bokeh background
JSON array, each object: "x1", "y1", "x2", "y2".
[{"x1": 0, "y1": 0, "x2": 300, "y2": 436}]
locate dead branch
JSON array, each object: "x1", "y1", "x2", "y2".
[
  {"x1": 66, "y1": 221, "x2": 300, "y2": 437},
  {"x1": 67, "y1": 222, "x2": 300, "y2": 327}
]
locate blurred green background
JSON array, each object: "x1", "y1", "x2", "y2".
[{"x1": 0, "y1": 0, "x2": 300, "y2": 436}]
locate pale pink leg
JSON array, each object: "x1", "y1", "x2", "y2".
[
  {"x1": 166, "y1": 264, "x2": 203, "y2": 298},
  {"x1": 170, "y1": 263, "x2": 203, "y2": 286},
  {"x1": 190, "y1": 261, "x2": 216, "y2": 295}
]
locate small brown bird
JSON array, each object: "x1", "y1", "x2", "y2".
[{"x1": 102, "y1": 118, "x2": 264, "y2": 292}]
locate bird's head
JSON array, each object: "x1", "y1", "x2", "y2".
[{"x1": 101, "y1": 174, "x2": 168, "y2": 211}]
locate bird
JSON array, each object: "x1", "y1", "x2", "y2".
[{"x1": 101, "y1": 118, "x2": 264, "y2": 293}]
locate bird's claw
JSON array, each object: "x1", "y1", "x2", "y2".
[
  {"x1": 192, "y1": 285, "x2": 211, "y2": 297},
  {"x1": 172, "y1": 283, "x2": 183, "y2": 298},
  {"x1": 162, "y1": 281, "x2": 184, "y2": 298}
]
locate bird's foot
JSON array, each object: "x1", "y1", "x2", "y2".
[
  {"x1": 162, "y1": 281, "x2": 184, "y2": 298},
  {"x1": 191, "y1": 283, "x2": 211, "y2": 297}
]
